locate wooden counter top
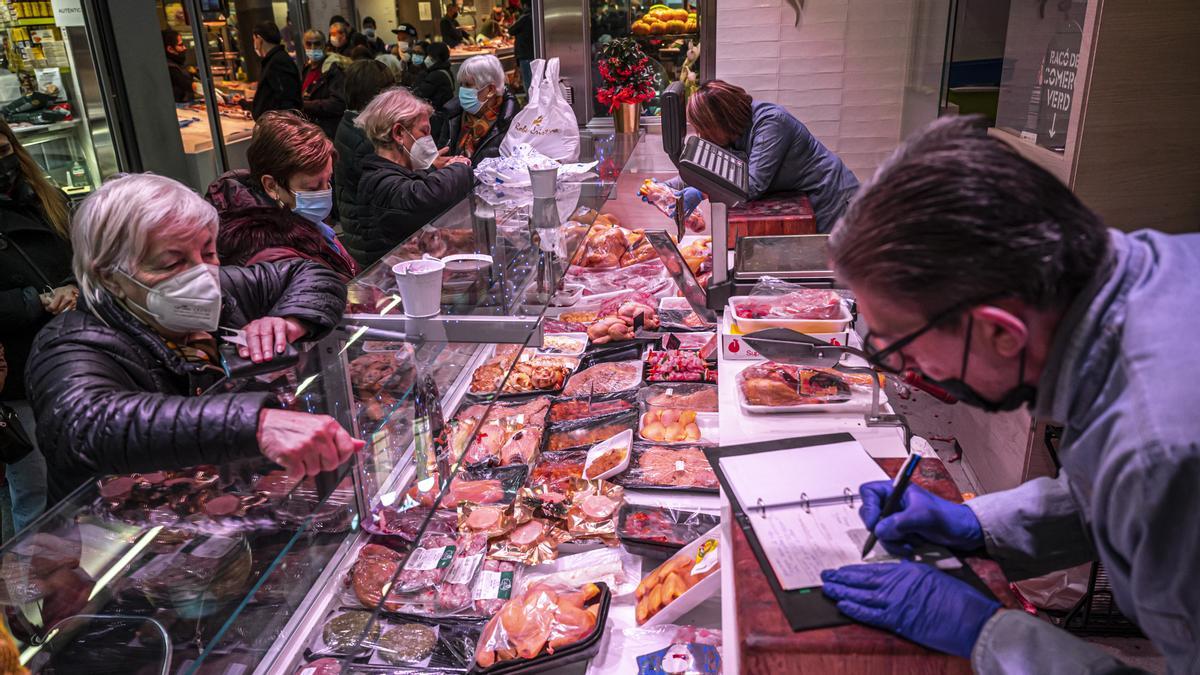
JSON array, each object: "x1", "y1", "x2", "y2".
[{"x1": 733, "y1": 456, "x2": 1018, "y2": 674}]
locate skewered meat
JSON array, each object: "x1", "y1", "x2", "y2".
[{"x1": 646, "y1": 350, "x2": 714, "y2": 383}]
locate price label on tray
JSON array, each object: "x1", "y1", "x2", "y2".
[
  {"x1": 446, "y1": 552, "x2": 484, "y2": 585},
  {"x1": 473, "y1": 568, "x2": 515, "y2": 601},
  {"x1": 404, "y1": 545, "x2": 457, "y2": 572}
]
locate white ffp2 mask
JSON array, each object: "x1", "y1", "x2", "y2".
[
  {"x1": 405, "y1": 130, "x2": 440, "y2": 170},
  {"x1": 122, "y1": 263, "x2": 222, "y2": 333}
]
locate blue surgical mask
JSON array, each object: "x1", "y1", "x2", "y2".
[
  {"x1": 458, "y1": 86, "x2": 482, "y2": 114},
  {"x1": 365, "y1": 28, "x2": 376, "y2": 38},
  {"x1": 412, "y1": 54, "x2": 425, "y2": 65},
  {"x1": 306, "y1": 48, "x2": 325, "y2": 62},
  {"x1": 292, "y1": 187, "x2": 333, "y2": 225}
]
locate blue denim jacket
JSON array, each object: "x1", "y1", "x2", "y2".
[{"x1": 965, "y1": 229, "x2": 1200, "y2": 674}]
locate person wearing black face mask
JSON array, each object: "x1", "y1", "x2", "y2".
[
  {"x1": 819, "y1": 116, "x2": 1200, "y2": 675},
  {"x1": 0, "y1": 120, "x2": 74, "y2": 537},
  {"x1": 162, "y1": 29, "x2": 196, "y2": 103}
]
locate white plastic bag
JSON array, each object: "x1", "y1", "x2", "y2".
[{"x1": 500, "y1": 58, "x2": 580, "y2": 163}]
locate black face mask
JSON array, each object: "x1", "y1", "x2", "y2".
[
  {"x1": 167, "y1": 48, "x2": 187, "y2": 65},
  {"x1": 924, "y1": 315, "x2": 1038, "y2": 412},
  {"x1": 0, "y1": 154, "x2": 22, "y2": 195}
]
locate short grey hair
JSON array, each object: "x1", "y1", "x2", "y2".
[
  {"x1": 354, "y1": 86, "x2": 432, "y2": 151},
  {"x1": 457, "y1": 54, "x2": 505, "y2": 92},
  {"x1": 72, "y1": 173, "x2": 219, "y2": 305}
]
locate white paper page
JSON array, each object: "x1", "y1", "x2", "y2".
[
  {"x1": 754, "y1": 503, "x2": 895, "y2": 590},
  {"x1": 718, "y1": 438, "x2": 888, "y2": 510}
]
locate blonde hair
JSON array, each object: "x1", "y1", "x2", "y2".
[
  {"x1": 354, "y1": 86, "x2": 433, "y2": 151},
  {"x1": 72, "y1": 173, "x2": 219, "y2": 305},
  {"x1": 458, "y1": 54, "x2": 505, "y2": 91}
]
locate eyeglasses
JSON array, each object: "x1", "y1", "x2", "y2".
[{"x1": 861, "y1": 294, "x2": 1003, "y2": 374}]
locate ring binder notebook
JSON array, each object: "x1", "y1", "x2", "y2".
[{"x1": 704, "y1": 434, "x2": 996, "y2": 633}]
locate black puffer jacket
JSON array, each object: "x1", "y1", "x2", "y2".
[
  {"x1": 26, "y1": 260, "x2": 346, "y2": 502},
  {"x1": 441, "y1": 90, "x2": 521, "y2": 163},
  {"x1": 343, "y1": 154, "x2": 473, "y2": 267},
  {"x1": 302, "y1": 61, "x2": 347, "y2": 138},
  {"x1": 333, "y1": 110, "x2": 373, "y2": 237},
  {"x1": 0, "y1": 184, "x2": 72, "y2": 401}
]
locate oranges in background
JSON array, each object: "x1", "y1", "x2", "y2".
[{"x1": 631, "y1": 5, "x2": 698, "y2": 36}]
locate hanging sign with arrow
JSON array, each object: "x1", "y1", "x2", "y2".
[{"x1": 1036, "y1": 27, "x2": 1081, "y2": 151}]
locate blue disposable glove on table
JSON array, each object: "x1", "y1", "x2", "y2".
[
  {"x1": 859, "y1": 480, "x2": 985, "y2": 556},
  {"x1": 821, "y1": 562, "x2": 1001, "y2": 659}
]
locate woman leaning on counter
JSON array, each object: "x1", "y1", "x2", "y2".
[
  {"x1": 343, "y1": 87, "x2": 473, "y2": 268},
  {"x1": 25, "y1": 173, "x2": 362, "y2": 503},
  {"x1": 670, "y1": 79, "x2": 860, "y2": 234}
]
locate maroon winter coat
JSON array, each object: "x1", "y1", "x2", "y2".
[{"x1": 205, "y1": 171, "x2": 357, "y2": 281}]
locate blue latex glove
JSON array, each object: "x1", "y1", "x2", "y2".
[
  {"x1": 670, "y1": 187, "x2": 704, "y2": 218},
  {"x1": 860, "y1": 480, "x2": 985, "y2": 556},
  {"x1": 821, "y1": 562, "x2": 1001, "y2": 659}
]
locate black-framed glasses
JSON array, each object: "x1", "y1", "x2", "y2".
[{"x1": 862, "y1": 294, "x2": 1003, "y2": 374}]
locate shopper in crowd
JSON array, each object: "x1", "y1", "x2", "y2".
[
  {"x1": 206, "y1": 111, "x2": 356, "y2": 280},
  {"x1": 440, "y1": 3, "x2": 469, "y2": 48},
  {"x1": 346, "y1": 87, "x2": 473, "y2": 267},
  {"x1": 670, "y1": 79, "x2": 859, "y2": 234},
  {"x1": 349, "y1": 44, "x2": 375, "y2": 62},
  {"x1": 233, "y1": 21, "x2": 302, "y2": 120},
  {"x1": 478, "y1": 5, "x2": 507, "y2": 40},
  {"x1": 820, "y1": 115, "x2": 1200, "y2": 674},
  {"x1": 328, "y1": 19, "x2": 353, "y2": 57},
  {"x1": 26, "y1": 173, "x2": 360, "y2": 503},
  {"x1": 508, "y1": 0, "x2": 534, "y2": 93},
  {"x1": 162, "y1": 29, "x2": 195, "y2": 103},
  {"x1": 362, "y1": 16, "x2": 386, "y2": 54},
  {"x1": 441, "y1": 54, "x2": 519, "y2": 162},
  {"x1": 0, "y1": 120, "x2": 74, "y2": 533},
  {"x1": 413, "y1": 42, "x2": 455, "y2": 140},
  {"x1": 391, "y1": 22, "x2": 418, "y2": 61},
  {"x1": 336, "y1": 60, "x2": 395, "y2": 241},
  {"x1": 404, "y1": 41, "x2": 431, "y2": 88},
  {"x1": 299, "y1": 29, "x2": 347, "y2": 139}
]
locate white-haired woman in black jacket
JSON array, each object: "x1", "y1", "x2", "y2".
[{"x1": 26, "y1": 173, "x2": 362, "y2": 502}]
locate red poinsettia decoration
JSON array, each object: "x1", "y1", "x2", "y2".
[{"x1": 595, "y1": 38, "x2": 656, "y2": 113}]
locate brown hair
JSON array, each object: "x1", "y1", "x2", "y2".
[
  {"x1": 0, "y1": 119, "x2": 69, "y2": 239},
  {"x1": 247, "y1": 111, "x2": 335, "y2": 190},
  {"x1": 686, "y1": 80, "x2": 754, "y2": 145},
  {"x1": 345, "y1": 59, "x2": 394, "y2": 111}
]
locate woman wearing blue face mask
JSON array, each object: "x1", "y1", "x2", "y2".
[
  {"x1": 205, "y1": 112, "x2": 357, "y2": 280},
  {"x1": 441, "y1": 54, "x2": 520, "y2": 163},
  {"x1": 347, "y1": 87, "x2": 473, "y2": 267},
  {"x1": 299, "y1": 29, "x2": 347, "y2": 139}
]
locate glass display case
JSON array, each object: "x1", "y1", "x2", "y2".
[{"x1": 0, "y1": 129, "x2": 643, "y2": 673}]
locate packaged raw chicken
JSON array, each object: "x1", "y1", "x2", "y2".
[
  {"x1": 613, "y1": 445, "x2": 719, "y2": 492},
  {"x1": 563, "y1": 362, "x2": 643, "y2": 397},
  {"x1": 473, "y1": 581, "x2": 609, "y2": 669}
]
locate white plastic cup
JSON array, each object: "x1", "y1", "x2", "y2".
[
  {"x1": 392, "y1": 259, "x2": 446, "y2": 318},
  {"x1": 528, "y1": 165, "x2": 559, "y2": 199}
]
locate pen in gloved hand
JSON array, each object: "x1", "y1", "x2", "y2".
[{"x1": 861, "y1": 452, "x2": 921, "y2": 558}]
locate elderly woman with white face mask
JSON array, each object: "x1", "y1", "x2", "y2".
[
  {"x1": 25, "y1": 173, "x2": 361, "y2": 502},
  {"x1": 442, "y1": 54, "x2": 520, "y2": 164},
  {"x1": 343, "y1": 86, "x2": 474, "y2": 267}
]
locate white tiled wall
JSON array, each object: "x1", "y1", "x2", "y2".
[{"x1": 715, "y1": 0, "x2": 921, "y2": 180}]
